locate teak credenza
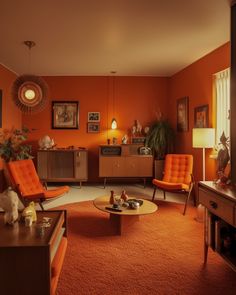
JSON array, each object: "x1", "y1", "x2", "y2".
[
  {"x1": 99, "y1": 144, "x2": 153, "y2": 188},
  {"x1": 37, "y1": 148, "x2": 88, "y2": 187},
  {"x1": 0, "y1": 210, "x2": 67, "y2": 295},
  {"x1": 198, "y1": 181, "x2": 236, "y2": 271}
]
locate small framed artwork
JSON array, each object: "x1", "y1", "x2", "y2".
[
  {"x1": 88, "y1": 112, "x2": 100, "y2": 122},
  {"x1": 87, "y1": 122, "x2": 100, "y2": 133},
  {"x1": 177, "y1": 97, "x2": 189, "y2": 132},
  {"x1": 194, "y1": 104, "x2": 209, "y2": 128},
  {"x1": 52, "y1": 101, "x2": 79, "y2": 129}
]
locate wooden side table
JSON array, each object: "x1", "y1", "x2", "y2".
[
  {"x1": 198, "y1": 181, "x2": 236, "y2": 271},
  {"x1": 0, "y1": 210, "x2": 67, "y2": 295}
]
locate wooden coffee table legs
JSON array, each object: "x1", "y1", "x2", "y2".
[{"x1": 109, "y1": 214, "x2": 140, "y2": 235}]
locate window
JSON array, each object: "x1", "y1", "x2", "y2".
[{"x1": 214, "y1": 68, "x2": 230, "y2": 145}]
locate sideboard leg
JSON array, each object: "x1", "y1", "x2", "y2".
[
  {"x1": 143, "y1": 178, "x2": 146, "y2": 188},
  {"x1": 103, "y1": 178, "x2": 106, "y2": 189}
]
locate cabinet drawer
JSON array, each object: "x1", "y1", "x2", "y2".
[{"x1": 199, "y1": 188, "x2": 234, "y2": 225}]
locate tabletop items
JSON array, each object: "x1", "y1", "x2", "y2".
[{"x1": 108, "y1": 190, "x2": 143, "y2": 212}]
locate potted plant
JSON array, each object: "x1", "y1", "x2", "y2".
[
  {"x1": 0, "y1": 127, "x2": 32, "y2": 162},
  {"x1": 145, "y1": 113, "x2": 175, "y2": 179}
]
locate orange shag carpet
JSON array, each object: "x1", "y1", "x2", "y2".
[{"x1": 56, "y1": 201, "x2": 236, "y2": 295}]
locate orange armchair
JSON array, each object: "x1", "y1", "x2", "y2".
[
  {"x1": 152, "y1": 154, "x2": 194, "y2": 215},
  {"x1": 7, "y1": 159, "x2": 69, "y2": 210}
]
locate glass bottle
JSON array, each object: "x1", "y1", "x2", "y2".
[{"x1": 109, "y1": 190, "x2": 115, "y2": 204}]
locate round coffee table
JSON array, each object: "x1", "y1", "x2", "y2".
[{"x1": 93, "y1": 196, "x2": 158, "y2": 235}]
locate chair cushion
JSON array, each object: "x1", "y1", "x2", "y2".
[
  {"x1": 152, "y1": 179, "x2": 189, "y2": 191},
  {"x1": 7, "y1": 159, "x2": 70, "y2": 202},
  {"x1": 44, "y1": 186, "x2": 69, "y2": 199},
  {"x1": 162, "y1": 154, "x2": 193, "y2": 185},
  {"x1": 7, "y1": 159, "x2": 44, "y2": 196}
]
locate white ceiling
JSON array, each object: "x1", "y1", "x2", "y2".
[{"x1": 0, "y1": 0, "x2": 230, "y2": 77}]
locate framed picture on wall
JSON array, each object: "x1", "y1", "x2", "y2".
[
  {"x1": 177, "y1": 96, "x2": 189, "y2": 132},
  {"x1": 88, "y1": 112, "x2": 100, "y2": 122},
  {"x1": 87, "y1": 122, "x2": 100, "y2": 133},
  {"x1": 194, "y1": 104, "x2": 209, "y2": 128},
  {"x1": 0, "y1": 90, "x2": 2, "y2": 128},
  {"x1": 52, "y1": 101, "x2": 79, "y2": 129}
]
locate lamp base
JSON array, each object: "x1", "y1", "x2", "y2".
[{"x1": 194, "y1": 204, "x2": 204, "y2": 223}]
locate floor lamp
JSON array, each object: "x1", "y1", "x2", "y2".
[{"x1": 192, "y1": 128, "x2": 215, "y2": 221}]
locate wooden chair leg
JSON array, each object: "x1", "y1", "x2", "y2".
[
  {"x1": 183, "y1": 194, "x2": 189, "y2": 215},
  {"x1": 183, "y1": 186, "x2": 193, "y2": 215},
  {"x1": 39, "y1": 201, "x2": 45, "y2": 211},
  {"x1": 152, "y1": 187, "x2": 157, "y2": 202}
]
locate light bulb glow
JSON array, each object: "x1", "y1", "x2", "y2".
[
  {"x1": 25, "y1": 89, "x2": 36, "y2": 100},
  {"x1": 111, "y1": 118, "x2": 117, "y2": 129}
]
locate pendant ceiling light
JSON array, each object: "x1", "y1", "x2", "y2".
[
  {"x1": 11, "y1": 41, "x2": 49, "y2": 114},
  {"x1": 111, "y1": 71, "x2": 117, "y2": 130}
]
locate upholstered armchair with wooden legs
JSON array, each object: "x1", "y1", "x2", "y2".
[
  {"x1": 152, "y1": 154, "x2": 194, "y2": 215},
  {"x1": 7, "y1": 159, "x2": 69, "y2": 210}
]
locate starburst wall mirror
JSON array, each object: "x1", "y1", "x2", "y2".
[{"x1": 11, "y1": 41, "x2": 49, "y2": 114}]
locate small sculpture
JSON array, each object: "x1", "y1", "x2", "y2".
[
  {"x1": 0, "y1": 187, "x2": 19, "y2": 225},
  {"x1": 38, "y1": 135, "x2": 55, "y2": 149},
  {"x1": 131, "y1": 120, "x2": 143, "y2": 136},
  {"x1": 144, "y1": 126, "x2": 150, "y2": 135},
  {"x1": 112, "y1": 137, "x2": 117, "y2": 145},
  {"x1": 216, "y1": 132, "x2": 230, "y2": 181},
  {"x1": 120, "y1": 190, "x2": 128, "y2": 201},
  {"x1": 122, "y1": 134, "x2": 128, "y2": 144},
  {"x1": 131, "y1": 125, "x2": 137, "y2": 135},
  {"x1": 135, "y1": 120, "x2": 142, "y2": 135},
  {"x1": 22, "y1": 201, "x2": 37, "y2": 223}
]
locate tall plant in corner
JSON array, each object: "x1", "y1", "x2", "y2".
[{"x1": 145, "y1": 112, "x2": 174, "y2": 160}]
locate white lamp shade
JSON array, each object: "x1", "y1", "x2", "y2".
[{"x1": 192, "y1": 128, "x2": 215, "y2": 148}]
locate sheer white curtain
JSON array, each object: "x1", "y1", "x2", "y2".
[{"x1": 214, "y1": 68, "x2": 230, "y2": 145}]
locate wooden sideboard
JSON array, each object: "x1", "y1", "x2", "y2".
[
  {"x1": 0, "y1": 210, "x2": 67, "y2": 295},
  {"x1": 37, "y1": 148, "x2": 88, "y2": 187},
  {"x1": 198, "y1": 181, "x2": 236, "y2": 271},
  {"x1": 99, "y1": 144, "x2": 153, "y2": 187}
]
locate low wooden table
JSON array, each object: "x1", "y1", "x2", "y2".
[{"x1": 93, "y1": 196, "x2": 158, "y2": 235}]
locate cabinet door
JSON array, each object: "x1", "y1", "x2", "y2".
[
  {"x1": 138, "y1": 156, "x2": 153, "y2": 176},
  {"x1": 37, "y1": 151, "x2": 48, "y2": 179},
  {"x1": 125, "y1": 156, "x2": 153, "y2": 177},
  {"x1": 49, "y1": 151, "x2": 74, "y2": 178},
  {"x1": 99, "y1": 156, "x2": 125, "y2": 177},
  {"x1": 112, "y1": 157, "x2": 126, "y2": 177},
  {"x1": 75, "y1": 151, "x2": 88, "y2": 180}
]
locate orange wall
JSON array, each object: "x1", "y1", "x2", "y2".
[
  {"x1": 1, "y1": 43, "x2": 230, "y2": 182},
  {"x1": 0, "y1": 64, "x2": 21, "y2": 169},
  {"x1": 23, "y1": 76, "x2": 169, "y2": 181},
  {"x1": 168, "y1": 43, "x2": 230, "y2": 181}
]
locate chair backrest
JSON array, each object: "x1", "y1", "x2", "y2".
[
  {"x1": 7, "y1": 159, "x2": 44, "y2": 197},
  {"x1": 162, "y1": 154, "x2": 193, "y2": 185}
]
